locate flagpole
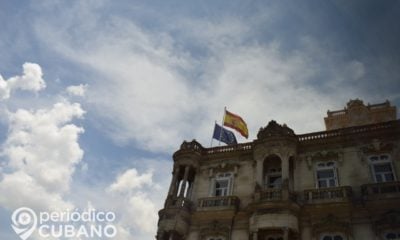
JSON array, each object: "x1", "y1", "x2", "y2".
[
  {"x1": 218, "y1": 107, "x2": 227, "y2": 146},
  {"x1": 210, "y1": 121, "x2": 216, "y2": 147}
]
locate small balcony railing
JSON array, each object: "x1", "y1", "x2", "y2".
[
  {"x1": 304, "y1": 186, "x2": 352, "y2": 203},
  {"x1": 361, "y1": 181, "x2": 400, "y2": 200},
  {"x1": 259, "y1": 188, "x2": 282, "y2": 201},
  {"x1": 197, "y1": 196, "x2": 239, "y2": 210},
  {"x1": 165, "y1": 197, "x2": 192, "y2": 210}
]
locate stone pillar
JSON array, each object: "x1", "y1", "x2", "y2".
[
  {"x1": 179, "y1": 166, "x2": 190, "y2": 197},
  {"x1": 168, "y1": 166, "x2": 180, "y2": 196},
  {"x1": 252, "y1": 231, "x2": 258, "y2": 240},
  {"x1": 256, "y1": 159, "x2": 264, "y2": 187},
  {"x1": 283, "y1": 227, "x2": 289, "y2": 240},
  {"x1": 281, "y1": 155, "x2": 289, "y2": 181}
]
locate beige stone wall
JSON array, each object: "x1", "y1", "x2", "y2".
[{"x1": 159, "y1": 116, "x2": 400, "y2": 240}]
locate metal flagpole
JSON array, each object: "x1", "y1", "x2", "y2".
[
  {"x1": 210, "y1": 120, "x2": 216, "y2": 147},
  {"x1": 218, "y1": 107, "x2": 227, "y2": 146}
]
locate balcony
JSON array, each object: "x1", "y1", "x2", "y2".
[
  {"x1": 165, "y1": 197, "x2": 192, "y2": 211},
  {"x1": 362, "y1": 181, "x2": 400, "y2": 200},
  {"x1": 197, "y1": 196, "x2": 239, "y2": 211},
  {"x1": 304, "y1": 186, "x2": 352, "y2": 204},
  {"x1": 258, "y1": 188, "x2": 282, "y2": 201}
]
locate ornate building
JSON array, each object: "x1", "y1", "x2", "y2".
[{"x1": 157, "y1": 99, "x2": 400, "y2": 240}]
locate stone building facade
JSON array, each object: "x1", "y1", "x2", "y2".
[{"x1": 157, "y1": 100, "x2": 400, "y2": 240}]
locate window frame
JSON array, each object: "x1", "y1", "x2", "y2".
[
  {"x1": 209, "y1": 172, "x2": 233, "y2": 197},
  {"x1": 369, "y1": 154, "x2": 397, "y2": 183},
  {"x1": 264, "y1": 167, "x2": 282, "y2": 189},
  {"x1": 315, "y1": 161, "x2": 339, "y2": 189}
]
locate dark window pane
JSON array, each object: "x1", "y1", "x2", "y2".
[
  {"x1": 329, "y1": 179, "x2": 336, "y2": 187},
  {"x1": 323, "y1": 236, "x2": 332, "y2": 240},
  {"x1": 374, "y1": 163, "x2": 392, "y2": 172},
  {"x1": 376, "y1": 174, "x2": 383, "y2": 183},
  {"x1": 334, "y1": 236, "x2": 343, "y2": 240},
  {"x1": 386, "y1": 233, "x2": 396, "y2": 239},
  {"x1": 317, "y1": 170, "x2": 334, "y2": 178},
  {"x1": 385, "y1": 173, "x2": 394, "y2": 181},
  {"x1": 319, "y1": 180, "x2": 327, "y2": 188}
]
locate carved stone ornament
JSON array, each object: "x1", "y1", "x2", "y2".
[
  {"x1": 358, "y1": 139, "x2": 394, "y2": 163},
  {"x1": 204, "y1": 162, "x2": 240, "y2": 177},
  {"x1": 360, "y1": 139, "x2": 393, "y2": 154},
  {"x1": 257, "y1": 120, "x2": 296, "y2": 140},
  {"x1": 303, "y1": 151, "x2": 343, "y2": 169},
  {"x1": 180, "y1": 139, "x2": 203, "y2": 151},
  {"x1": 200, "y1": 220, "x2": 230, "y2": 240}
]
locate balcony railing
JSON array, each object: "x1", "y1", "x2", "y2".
[
  {"x1": 197, "y1": 196, "x2": 239, "y2": 210},
  {"x1": 175, "y1": 121, "x2": 399, "y2": 157},
  {"x1": 361, "y1": 181, "x2": 400, "y2": 200},
  {"x1": 166, "y1": 197, "x2": 192, "y2": 211},
  {"x1": 259, "y1": 188, "x2": 283, "y2": 201},
  {"x1": 304, "y1": 186, "x2": 352, "y2": 203}
]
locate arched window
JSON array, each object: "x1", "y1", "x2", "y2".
[
  {"x1": 263, "y1": 155, "x2": 282, "y2": 189},
  {"x1": 315, "y1": 161, "x2": 338, "y2": 188},
  {"x1": 369, "y1": 154, "x2": 396, "y2": 183}
]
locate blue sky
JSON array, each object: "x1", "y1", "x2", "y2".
[{"x1": 0, "y1": 0, "x2": 399, "y2": 239}]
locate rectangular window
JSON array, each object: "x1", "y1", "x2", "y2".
[
  {"x1": 215, "y1": 179, "x2": 229, "y2": 196},
  {"x1": 370, "y1": 154, "x2": 396, "y2": 183},
  {"x1": 211, "y1": 173, "x2": 233, "y2": 196},
  {"x1": 316, "y1": 161, "x2": 338, "y2": 188}
]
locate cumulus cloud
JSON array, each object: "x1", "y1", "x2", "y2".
[
  {"x1": 0, "y1": 100, "x2": 85, "y2": 211},
  {"x1": 0, "y1": 62, "x2": 46, "y2": 100},
  {"x1": 107, "y1": 168, "x2": 153, "y2": 193},
  {"x1": 66, "y1": 84, "x2": 88, "y2": 97},
  {"x1": 106, "y1": 168, "x2": 161, "y2": 237}
]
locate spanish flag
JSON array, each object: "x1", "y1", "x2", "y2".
[{"x1": 223, "y1": 110, "x2": 249, "y2": 138}]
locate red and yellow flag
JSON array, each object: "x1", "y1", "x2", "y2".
[{"x1": 223, "y1": 110, "x2": 248, "y2": 138}]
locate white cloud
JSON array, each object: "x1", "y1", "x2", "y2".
[
  {"x1": 66, "y1": 84, "x2": 88, "y2": 97},
  {"x1": 33, "y1": 6, "x2": 370, "y2": 155},
  {"x1": 0, "y1": 100, "x2": 85, "y2": 211},
  {"x1": 105, "y1": 167, "x2": 163, "y2": 238},
  {"x1": 0, "y1": 62, "x2": 46, "y2": 100},
  {"x1": 107, "y1": 168, "x2": 153, "y2": 193}
]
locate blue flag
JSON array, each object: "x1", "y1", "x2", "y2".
[{"x1": 212, "y1": 123, "x2": 237, "y2": 145}]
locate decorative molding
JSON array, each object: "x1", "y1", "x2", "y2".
[
  {"x1": 312, "y1": 214, "x2": 351, "y2": 237},
  {"x1": 204, "y1": 161, "x2": 241, "y2": 177},
  {"x1": 303, "y1": 150, "x2": 343, "y2": 169},
  {"x1": 359, "y1": 139, "x2": 395, "y2": 164},
  {"x1": 199, "y1": 220, "x2": 230, "y2": 240}
]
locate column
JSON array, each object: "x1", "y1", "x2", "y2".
[
  {"x1": 256, "y1": 159, "x2": 263, "y2": 187},
  {"x1": 283, "y1": 227, "x2": 289, "y2": 240},
  {"x1": 252, "y1": 231, "x2": 258, "y2": 240},
  {"x1": 281, "y1": 155, "x2": 289, "y2": 181},
  {"x1": 168, "y1": 166, "x2": 180, "y2": 196},
  {"x1": 179, "y1": 166, "x2": 190, "y2": 197}
]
